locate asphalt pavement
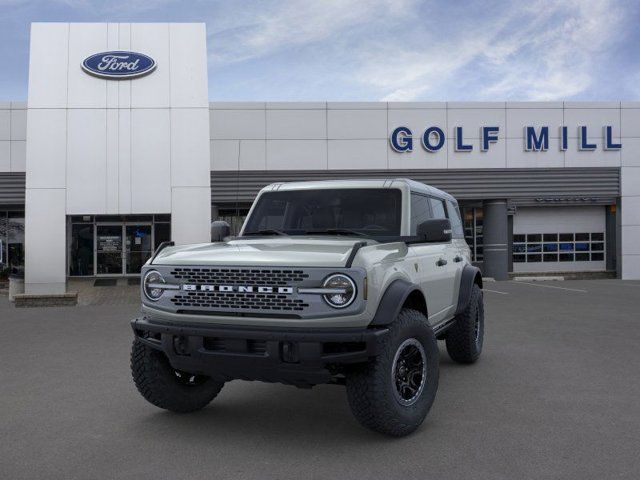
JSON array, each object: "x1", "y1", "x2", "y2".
[{"x1": 1, "y1": 279, "x2": 639, "y2": 480}]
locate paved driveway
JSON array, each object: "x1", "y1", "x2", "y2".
[{"x1": 1, "y1": 280, "x2": 639, "y2": 480}]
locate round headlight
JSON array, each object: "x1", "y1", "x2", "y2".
[
  {"x1": 322, "y1": 274, "x2": 356, "y2": 308},
  {"x1": 143, "y1": 270, "x2": 165, "y2": 301}
]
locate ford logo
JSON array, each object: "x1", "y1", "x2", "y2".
[{"x1": 81, "y1": 51, "x2": 156, "y2": 79}]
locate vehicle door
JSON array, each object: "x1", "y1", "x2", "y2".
[
  {"x1": 427, "y1": 196, "x2": 459, "y2": 321},
  {"x1": 409, "y1": 193, "x2": 452, "y2": 324},
  {"x1": 445, "y1": 199, "x2": 467, "y2": 311}
]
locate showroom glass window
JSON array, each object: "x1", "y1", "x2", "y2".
[{"x1": 0, "y1": 211, "x2": 25, "y2": 273}]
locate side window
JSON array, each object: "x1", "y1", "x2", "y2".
[
  {"x1": 410, "y1": 193, "x2": 432, "y2": 234},
  {"x1": 429, "y1": 197, "x2": 447, "y2": 219},
  {"x1": 446, "y1": 200, "x2": 464, "y2": 238}
]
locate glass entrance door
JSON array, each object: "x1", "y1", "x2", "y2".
[
  {"x1": 125, "y1": 225, "x2": 152, "y2": 274},
  {"x1": 95, "y1": 223, "x2": 154, "y2": 275},
  {"x1": 96, "y1": 225, "x2": 123, "y2": 275}
]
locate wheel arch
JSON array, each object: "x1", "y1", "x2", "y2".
[
  {"x1": 370, "y1": 279, "x2": 428, "y2": 326},
  {"x1": 454, "y1": 265, "x2": 483, "y2": 316}
]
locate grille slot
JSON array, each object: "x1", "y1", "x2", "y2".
[{"x1": 170, "y1": 268, "x2": 309, "y2": 286}]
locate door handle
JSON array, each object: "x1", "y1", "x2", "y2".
[
  {"x1": 454, "y1": 255, "x2": 463, "y2": 263},
  {"x1": 436, "y1": 258, "x2": 448, "y2": 267}
]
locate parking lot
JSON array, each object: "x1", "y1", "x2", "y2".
[{"x1": 1, "y1": 279, "x2": 639, "y2": 480}]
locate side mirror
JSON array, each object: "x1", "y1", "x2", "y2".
[
  {"x1": 417, "y1": 218, "x2": 452, "y2": 243},
  {"x1": 211, "y1": 220, "x2": 231, "y2": 242}
]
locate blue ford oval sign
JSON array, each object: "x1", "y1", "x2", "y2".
[{"x1": 81, "y1": 51, "x2": 156, "y2": 79}]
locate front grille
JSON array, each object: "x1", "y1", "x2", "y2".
[
  {"x1": 203, "y1": 337, "x2": 267, "y2": 355},
  {"x1": 170, "y1": 268, "x2": 309, "y2": 286},
  {"x1": 170, "y1": 291, "x2": 309, "y2": 311}
]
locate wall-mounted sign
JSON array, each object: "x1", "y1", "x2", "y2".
[
  {"x1": 390, "y1": 125, "x2": 622, "y2": 153},
  {"x1": 82, "y1": 51, "x2": 156, "y2": 79}
]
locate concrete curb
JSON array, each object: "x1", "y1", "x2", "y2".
[
  {"x1": 513, "y1": 276, "x2": 565, "y2": 282},
  {"x1": 14, "y1": 292, "x2": 78, "y2": 308}
]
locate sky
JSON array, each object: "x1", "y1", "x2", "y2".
[{"x1": 0, "y1": 0, "x2": 638, "y2": 102}]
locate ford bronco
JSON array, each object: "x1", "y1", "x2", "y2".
[{"x1": 130, "y1": 179, "x2": 484, "y2": 436}]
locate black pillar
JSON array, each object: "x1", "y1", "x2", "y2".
[{"x1": 482, "y1": 199, "x2": 509, "y2": 280}]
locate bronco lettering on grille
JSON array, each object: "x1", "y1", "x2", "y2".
[{"x1": 182, "y1": 285, "x2": 294, "y2": 294}]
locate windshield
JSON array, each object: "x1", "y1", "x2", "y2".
[{"x1": 243, "y1": 188, "x2": 402, "y2": 238}]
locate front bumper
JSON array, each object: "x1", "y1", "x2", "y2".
[{"x1": 131, "y1": 317, "x2": 389, "y2": 387}]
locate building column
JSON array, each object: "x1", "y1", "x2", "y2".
[{"x1": 482, "y1": 199, "x2": 509, "y2": 281}]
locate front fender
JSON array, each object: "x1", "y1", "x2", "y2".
[{"x1": 369, "y1": 278, "x2": 423, "y2": 326}]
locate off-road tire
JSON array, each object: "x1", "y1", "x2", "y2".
[
  {"x1": 131, "y1": 339, "x2": 224, "y2": 413},
  {"x1": 345, "y1": 308, "x2": 439, "y2": 437},
  {"x1": 445, "y1": 284, "x2": 484, "y2": 364}
]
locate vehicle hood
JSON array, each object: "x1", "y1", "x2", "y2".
[{"x1": 152, "y1": 237, "x2": 370, "y2": 268}]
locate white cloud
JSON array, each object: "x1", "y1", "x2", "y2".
[
  {"x1": 207, "y1": 0, "x2": 626, "y2": 101},
  {"x1": 208, "y1": 0, "x2": 415, "y2": 64}
]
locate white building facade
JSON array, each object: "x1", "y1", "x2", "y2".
[{"x1": 0, "y1": 22, "x2": 638, "y2": 295}]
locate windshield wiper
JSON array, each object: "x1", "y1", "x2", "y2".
[
  {"x1": 243, "y1": 229, "x2": 288, "y2": 236},
  {"x1": 304, "y1": 228, "x2": 368, "y2": 237}
]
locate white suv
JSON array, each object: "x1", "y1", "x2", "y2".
[{"x1": 130, "y1": 179, "x2": 484, "y2": 436}]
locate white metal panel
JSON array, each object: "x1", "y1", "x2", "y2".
[
  {"x1": 266, "y1": 109, "x2": 326, "y2": 139},
  {"x1": 130, "y1": 108, "x2": 171, "y2": 212},
  {"x1": 506, "y1": 108, "x2": 563, "y2": 138},
  {"x1": 0, "y1": 142, "x2": 9, "y2": 171},
  {"x1": 621, "y1": 225, "x2": 640, "y2": 255},
  {"x1": 25, "y1": 109, "x2": 67, "y2": 189},
  {"x1": 106, "y1": 23, "x2": 119, "y2": 109},
  {"x1": 0, "y1": 110, "x2": 9, "y2": 140},
  {"x1": 28, "y1": 23, "x2": 69, "y2": 108},
  {"x1": 11, "y1": 141, "x2": 26, "y2": 172},
  {"x1": 388, "y1": 145, "x2": 447, "y2": 170},
  {"x1": 210, "y1": 109, "x2": 265, "y2": 140},
  {"x1": 621, "y1": 166, "x2": 640, "y2": 196},
  {"x1": 117, "y1": 23, "x2": 132, "y2": 109},
  {"x1": 67, "y1": 23, "x2": 108, "y2": 109},
  {"x1": 24, "y1": 188, "x2": 66, "y2": 294},
  {"x1": 386, "y1": 108, "x2": 447, "y2": 139},
  {"x1": 447, "y1": 139, "x2": 506, "y2": 169},
  {"x1": 328, "y1": 109, "x2": 387, "y2": 139},
  {"x1": 170, "y1": 108, "x2": 211, "y2": 187},
  {"x1": 505, "y1": 138, "x2": 565, "y2": 168},
  {"x1": 171, "y1": 186, "x2": 211, "y2": 245},
  {"x1": 621, "y1": 196, "x2": 640, "y2": 226},
  {"x1": 622, "y1": 254, "x2": 640, "y2": 279},
  {"x1": 267, "y1": 140, "x2": 327, "y2": 170},
  {"x1": 239, "y1": 140, "x2": 266, "y2": 170},
  {"x1": 105, "y1": 109, "x2": 119, "y2": 213},
  {"x1": 66, "y1": 109, "x2": 107, "y2": 214},
  {"x1": 328, "y1": 139, "x2": 387, "y2": 170},
  {"x1": 117, "y1": 109, "x2": 132, "y2": 213},
  {"x1": 564, "y1": 142, "x2": 621, "y2": 168},
  {"x1": 621, "y1": 138, "x2": 640, "y2": 167},
  {"x1": 447, "y1": 108, "x2": 506, "y2": 139},
  {"x1": 563, "y1": 108, "x2": 621, "y2": 138},
  {"x1": 170, "y1": 23, "x2": 209, "y2": 108},
  {"x1": 211, "y1": 140, "x2": 239, "y2": 170},
  {"x1": 621, "y1": 108, "x2": 640, "y2": 138},
  {"x1": 10, "y1": 109, "x2": 27, "y2": 141},
  {"x1": 131, "y1": 23, "x2": 170, "y2": 108}
]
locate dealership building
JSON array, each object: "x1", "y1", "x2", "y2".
[{"x1": 1, "y1": 22, "x2": 639, "y2": 296}]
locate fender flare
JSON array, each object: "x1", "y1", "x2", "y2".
[
  {"x1": 454, "y1": 265, "x2": 483, "y2": 316},
  {"x1": 370, "y1": 279, "x2": 425, "y2": 326}
]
